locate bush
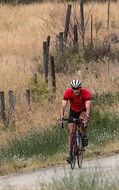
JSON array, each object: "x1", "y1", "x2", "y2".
[
  {"x1": 0, "y1": 0, "x2": 43, "y2": 5},
  {"x1": 0, "y1": 0, "x2": 117, "y2": 5},
  {"x1": 29, "y1": 75, "x2": 48, "y2": 102}
]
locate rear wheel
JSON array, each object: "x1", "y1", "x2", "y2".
[{"x1": 77, "y1": 135, "x2": 83, "y2": 168}]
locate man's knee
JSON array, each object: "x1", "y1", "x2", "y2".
[
  {"x1": 79, "y1": 111, "x2": 86, "y2": 120},
  {"x1": 68, "y1": 123, "x2": 75, "y2": 135}
]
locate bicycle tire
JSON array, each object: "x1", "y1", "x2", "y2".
[
  {"x1": 70, "y1": 152, "x2": 76, "y2": 170},
  {"x1": 70, "y1": 136, "x2": 76, "y2": 170},
  {"x1": 77, "y1": 134, "x2": 83, "y2": 168}
]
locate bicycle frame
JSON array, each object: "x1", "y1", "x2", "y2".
[{"x1": 63, "y1": 118, "x2": 84, "y2": 169}]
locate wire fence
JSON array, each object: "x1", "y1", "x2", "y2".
[{"x1": 0, "y1": 1, "x2": 119, "y2": 127}]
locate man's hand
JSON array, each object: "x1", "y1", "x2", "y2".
[{"x1": 83, "y1": 114, "x2": 89, "y2": 127}]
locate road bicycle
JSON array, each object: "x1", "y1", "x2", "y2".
[{"x1": 62, "y1": 118, "x2": 85, "y2": 170}]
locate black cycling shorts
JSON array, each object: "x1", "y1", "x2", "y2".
[{"x1": 68, "y1": 109, "x2": 86, "y2": 123}]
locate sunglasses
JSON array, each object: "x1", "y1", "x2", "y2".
[{"x1": 72, "y1": 87, "x2": 81, "y2": 90}]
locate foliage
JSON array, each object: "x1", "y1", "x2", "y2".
[
  {"x1": 0, "y1": 0, "x2": 117, "y2": 6},
  {"x1": 0, "y1": 0, "x2": 43, "y2": 5},
  {"x1": 92, "y1": 91, "x2": 119, "y2": 108},
  {"x1": 89, "y1": 110, "x2": 119, "y2": 147},
  {"x1": 29, "y1": 75, "x2": 48, "y2": 102},
  {"x1": 53, "y1": 41, "x2": 119, "y2": 73}
]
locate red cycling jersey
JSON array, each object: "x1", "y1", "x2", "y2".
[{"x1": 63, "y1": 88, "x2": 91, "y2": 112}]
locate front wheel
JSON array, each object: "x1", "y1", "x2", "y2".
[
  {"x1": 77, "y1": 148, "x2": 83, "y2": 168},
  {"x1": 70, "y1": 152, "x2": 76, "y2": 170},
  {"x1": 70, "y1": 137, "x2": 76, "y2": 170},
  {"x1": 77, "y1": 136, "x2": 84, "y2": 168}
]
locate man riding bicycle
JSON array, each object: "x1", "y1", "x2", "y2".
[{"x1": 59, "y1": 79, "x2": 92, "y2": 163}]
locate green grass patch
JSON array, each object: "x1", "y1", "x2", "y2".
[
  {"x1": 0, "y1": 109, "x2": 119, "y2": 165},
  {"x1": 89, "y1": 110, "x2": 119, "y2": 146},
  {"x1": 0, "y1": 127, "x2": 67, "y2": 162},
  {"x1": 92, "y1": 91, "x2": 119, "y2": 108}
]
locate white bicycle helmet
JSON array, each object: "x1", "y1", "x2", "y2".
[{"x1": 71, "y1": 79, "x2": 82, "y2": 89}]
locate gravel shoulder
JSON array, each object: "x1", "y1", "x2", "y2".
[{"x1": 0, "y1": 154, "x2": 119, "y2": 190}]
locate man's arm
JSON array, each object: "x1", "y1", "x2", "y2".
[
  {"x1": 85, "y1": 100, "x2": 91, "y2": 117},
  {"x1": 82, "y1": 100, "x2": 91, "y2": 127},
  {"x1": 60, "y1": 100, "x2": 68, "y2": 117}
]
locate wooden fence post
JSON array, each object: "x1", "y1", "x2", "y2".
[
  {"x1": 43, "y1": 41, "x2": 49, "y2": 83},
  {"x1": 47, "y1": 35, "x2": 50, "y2": 55},
  {"x1": 8, "y1": 90, "x2": 15, "y2": 113},
  {"x1": 0, "y1": 91, "x2": 7, "y2": 127},
  {"x1": 8, "y1": 90, "x2": 15, "y2": 124},
  {"x1": 80, "y1": 0, "x2": 85, "y2": 47},
  {"x1": 26, "y1": 89, "x2": 31, "y2": 110},
  {"x1": 47, "y1": 35, "x2": 50, "y2": 49},
  {"x1": 56, "y1": 34, "x2": 59, "y2": 51},
  {"x1": 51, "y1": 56, "x2": 56, "y2": 92},
  {"x1": 73, "y1": 25, "x2": 78, "y2": 46},
  {"x1": 33, "y1": 73, "x2": 38, "y2": 85},
  {"x1": 59, "y1": 32, "x2": 64, "y2": 52},
  {"x1": 64, "y1": 4, "x2": 72, "y2": 41}
]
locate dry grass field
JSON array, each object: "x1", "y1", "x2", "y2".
[
  {"x1": 0, "y1": 2, "x2": 65, "y2": 91},
  {"x1": 0, "y1": 1, "x2": 119, "y2": 144}
]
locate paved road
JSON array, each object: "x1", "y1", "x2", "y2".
[{"x1": 0, "y1": 154, "x2": 119, "y2": 190}]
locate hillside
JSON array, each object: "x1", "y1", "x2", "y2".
[{"x1": 0, "y1": 1, "x2": 118, "y2": 175}]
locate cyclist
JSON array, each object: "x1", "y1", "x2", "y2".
[{"x1": 59, "y1": 79, "x2": 92, "y2": 163}]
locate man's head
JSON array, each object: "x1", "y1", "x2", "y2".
[{"x1": 71, "y1": 79, "x2": 82, "y2": 95}]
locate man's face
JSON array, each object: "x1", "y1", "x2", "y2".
[{"x1": 72, "y1": 87, "x2": 81, "y2": 95}]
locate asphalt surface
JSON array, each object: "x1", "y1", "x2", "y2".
[{"x1": 0, "y1": 154, "x2": 119, "y2": 190}]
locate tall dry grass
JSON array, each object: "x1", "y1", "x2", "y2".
[
  {"x1": 0, "y1": 1, "x2": 119, "y2": 144},
  {"x1": 0, "y1": 1, "x2": 119, "y2": 90}
]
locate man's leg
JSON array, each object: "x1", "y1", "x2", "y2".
[
  {"x1": 79, "y1": 111, "x2": 88, "y2": 147},
  {"x1": 81, "y1": 125, "x2": 88, "y2": 147},
  {"x1": 67, "y1": 122, "x2": 75, "y2": 163}
]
